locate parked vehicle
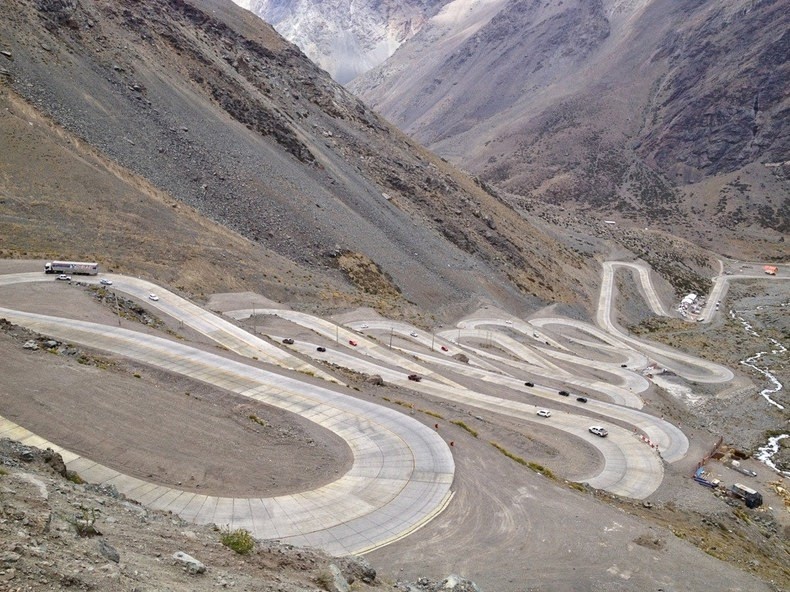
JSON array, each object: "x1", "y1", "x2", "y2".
[
  {"x1": 410, "y1": 331, "x2": 418, "y2": 337},
  {"x1": 589, "y1": 426, "x2": 608, "y2": 437},
  {"x1": 407, "y1": 374, "x2": 422, "y2": 382},
  {"x1": 558, "y1": 390, "x2": 570, "y2": 396},
  {"x1": 576, "y1": 396, "x2": 588, "y2": 403},
  {"x1": 348, "y1": 340, "x2": 358, "y2": 346},
  {"x1": 148, "y1": 293, "x2": 159, "y2": 301},
  {"x1": 45, "y1": 261, "x2": 98, "y2": 275},
  {"x1": 282, "y1": 338, "x2": 294, "y2": 345},
  {"x1": 440, "y1": 345, "x2": 449, "y2": 352},
  {"x1": 524, "y1": 381, "x2": 534, "y2": 387},
  {"x1": 316, "y1": 346, "x2": 326, "y2": 352},
  {"x1": 731, "y1": 483, "x2": 763, "y2": 508},
  {"x1": 537, "y1": 410, "x2": 551, "y2": 418}
]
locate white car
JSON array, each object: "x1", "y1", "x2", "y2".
[
  {"x1": 100, "y1": 278, "x2": 113, "y2": 286},
  {"x1": 505, "y1": 320, "x2": 513, "y2": 325},
  {"x1": 361, "y1": 323, "x2": 369, "y2": 329},
  {"x1": 537, "y1": 410, "x2": 552, "y2": 418},
  {"x1": 56, "y1": 274, "x2": 71, "y2": 281},
  {"x1": 410, "y1": 331, "x2": 418, "y2": 337},
  {"x1": 148, "y1": 293, "x2": 160, "y2": 301},
  {"x1": 589, "y1": 426, "x2": 608, "y2": 437}
]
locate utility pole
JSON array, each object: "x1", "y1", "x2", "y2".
[{"x1": 389, "y1": 327, "x2": 393, "y2": 349}]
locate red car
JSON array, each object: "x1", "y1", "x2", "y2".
[
  {"x1": 348, "y1": 340, "x2": 358, "y2": 346},
  {"x1": 440, "y1": 346, "x2": 449, "y2": 352}
]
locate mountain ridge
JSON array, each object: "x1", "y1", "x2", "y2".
[
  {"x1": 348, "y1": 0, "x2": 789, "y2": 253},
  {"x1": 1, "y1": 0, "x2": 598, "y2": 320}
]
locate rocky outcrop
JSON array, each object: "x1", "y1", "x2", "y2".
[
  {"x1": 639, "y1": 0, "x2": 789, "y2": 178},
  {"x1": 0, "y1": 438, "x2": 391, "y2": 591},
  {"x1": 350, "y1": 0, "x2": 789, "y2": 239},
  {"x1": 1, "y1": 0, "x2": 597, "y2": 316},
  {"x1": 238, "y1": 0, "x2": 448, "y2": 83}
]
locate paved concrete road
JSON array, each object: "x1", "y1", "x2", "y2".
[
  {"x1": 229, "y1": 311, "x2": 669, "y2": 498},
  {"x1": 597, "y1": 261, "x2": 735, "y2": 383},
  {"x1": 0, "y1": 306, "x2": 454, "y2": 556},
  {"x1": 0, "y1": 272, "x2": 340, "y2": 383},
  {"x1": 700, "y1": 270, "x2": 790, "y2": 322}
]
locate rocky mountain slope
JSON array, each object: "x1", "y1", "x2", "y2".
[
  {"x1": 349, "y1": 0, "x2": 789, "y2": 256},
  {"x1": 234, "y1": 0, "x2": 447, "y2": 83},
  {"x1": 0, "y1": 0, "x2": 598, "y2": 321},
  {"x1": 0, "y1": 437, "x2": 484, "y2": 591}
]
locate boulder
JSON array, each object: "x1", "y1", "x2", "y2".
[
  {"x1": 336, "y1": 555, "x2": 376, "y2": 584},
  {"x1": 43, "y1": 448, "x2": 68, "y2": 477},
  {"x1": 98, "y1": 540, "x2": 120, "y2": 563},
  {"x1": 325, "y1": 563, "x2": 350, "y2": 592},
  {"x1": 172, "y1": 551, "x2": 205, "y2": 574}
]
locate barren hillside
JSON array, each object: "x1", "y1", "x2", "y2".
[
  {"x1": 349, "y1": 0, "x2": 789, "y2": 257},
  {"x1": 0, "y1": 0, "x2": 597, "y2": 321}
]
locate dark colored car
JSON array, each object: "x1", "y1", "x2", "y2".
[
  {"x1": 524, "y1": 381, "x2": 534, "y2": 387},
  {"x1": 576, "y1": 396, "x2": 588, "y2": 403},
  {"x1": 408, "y1": 374, "x2": 422, "y2": 382},
  {"x1": 282, "y1": 338, "x2": 294, "y2": 345},
  {"x1": 558, "y1": 390, "x2": 570, "y2": 396},
  {"x1": 316, "y1": 346, "x2": 326, "y2": 352}
]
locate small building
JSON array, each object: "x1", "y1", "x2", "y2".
[{"x1": 681, "y1": 293, "x2": 698, "y2": 306}]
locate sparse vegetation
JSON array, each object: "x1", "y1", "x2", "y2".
[
  {"x1": 249, "y1": 414, "x2": 267, "y2": 427},
  {"x1": 451, "y1": 420, "x2": 478, "y2": 437},
  {"x1": 220, "y1": 527, "x2": 255, "y2": 554},
  {"x1": 66, "y1": 471, "x2": 85, "y2": 485},
  {"x1": 490, "y1": 441, "x2": 526, "y2": 465},
  {"x1": 67, "y1": 506, "x2": 100, "y2": 537},
  {"x1": 315, "y1": 569, "x2": 334, "y2": 590},
  {"x1": 527, "y1": 462, "x2": 555, "y2": 479},
  {"x1": 421, "y1": 410, "x2": 444, "y2": 419}
]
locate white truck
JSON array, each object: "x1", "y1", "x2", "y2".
[{"x1": 44, "y1": 261, "x2": 99, "y2": 275}]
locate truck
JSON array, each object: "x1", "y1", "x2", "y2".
[
  {"x1": 731, "y1": 483, "x2": 763, "y2": 508},
  {"x1": 44, "y1": 261, "x2": 99, "y2": 275}
]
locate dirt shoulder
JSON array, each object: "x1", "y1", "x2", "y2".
[{"x1": 0, "y1": 320, "x2": 352, "y2": 498}]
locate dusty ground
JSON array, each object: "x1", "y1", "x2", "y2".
[
  {"x1": 0, "y1": 275, "x2": 352, "y2": 498},
  {"x1": 0, "y1": 265, "x2": 788, "y2": 591},
  {"x1": 0, "y1": 440, "x2": 384, "y2": 592}
]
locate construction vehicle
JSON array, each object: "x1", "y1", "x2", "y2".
[
  {"x1": 44, "y1": 261, "x2": 99, "y2": 275},
  {"x1": 693, "y1": 467, "x2": 721, "y2": 488},
  {"x1": 731, "y1": 483, "x2": 763, "y2": 508}
]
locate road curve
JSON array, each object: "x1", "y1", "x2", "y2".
[
  {"x1": 597, "y1": 262, "x2": 734, "y2": 383},
  {"x1": 230, "y1": 310, "x2": 669, "y2": 498},
  {"x1": 0, "y1": 306, "x2": 454, "y2": 556},
  {"x1": 0, "y1": 272, "x2": 341, "y2": 383}
]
